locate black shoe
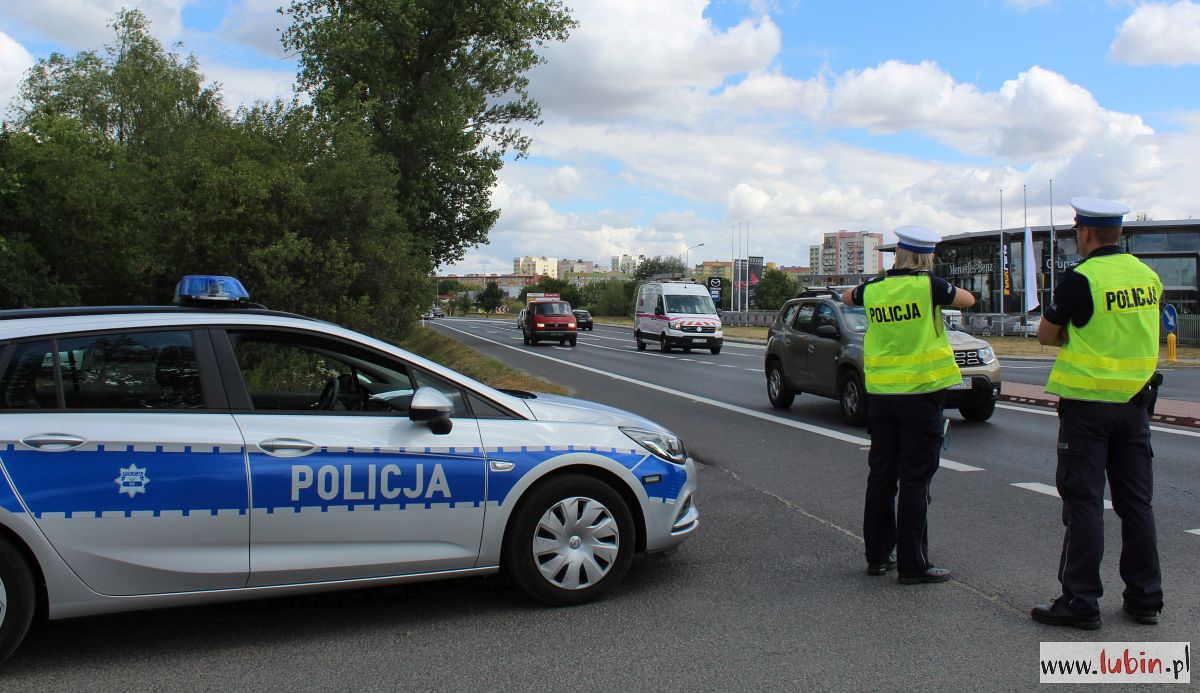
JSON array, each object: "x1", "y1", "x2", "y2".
[
  {"x1": 867, "y1": 552, "x2": 897, "y2": 576},
  {"x1": 897, "y1": 566, "x2": 951, "y2": 584},
  {"x1": 1031, "y1": 597, "x2": 1101, "y2": 630},
  {"x1": 1122, "y1": 603, "x2": 1160, "y2": 625}
]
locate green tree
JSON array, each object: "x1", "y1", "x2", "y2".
[
  {"x1": 754, "y1": 268, "x2": 799, "y2": 311},
  {"x1": 283, "y1": 0, "x2": 575, "y2": 265},
  {"x1": 633, "y1": 255, "x2": 687, "y2": 281},
  {"x1": 437, "y1": 278, "x2": 465, "y2": 295},
  {"x1": 478, "y1": 281, "x2": 505, "y2": 312},
  {"x1": 518, "y1": 277, "x2": 581, "y2": 306},
  {"x1": 594, "y1": 279, "x2": 632, "y2": 316}
]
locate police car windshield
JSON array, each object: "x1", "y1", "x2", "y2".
[
  {"x1": 665, "y1": 295, "x2": 716, "y2": 315},
  {"x1": 842, "y1": 305, "x2": 868, "y2": 333}
]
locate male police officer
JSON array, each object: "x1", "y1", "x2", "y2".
[
  {"x1": 843, "y1": 226, "x2": 975, "y2": 583},
  {"x1": 1031, "y1": 197, "x2": 1164, "y2": 629}
]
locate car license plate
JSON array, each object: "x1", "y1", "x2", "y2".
[
  {"x1": 692, "y1": 338, "x2": 706, "y2": 343},
  {"x1": 949, "y1": 378, "x2": 972, "y2": 390}
]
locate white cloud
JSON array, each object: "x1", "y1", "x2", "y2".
[
  {"x1": 532, "y1": 0, "x2": 781, "y2": 122},
  {"x1": 0, "y1": 0, "x2": 187, "y2": 48},
  {"x1": 1110, "y1": 1, "x2": 1200, "y2": 66},
  {"x1": 0, "y1": 31, "x2": 34, "y2": 118},
  {"x1": 218, "y1": 0, "x2": 290, "y2": 58},
  {"x1": 202, "y1": 63, "x2": 297, "y2": 111}
]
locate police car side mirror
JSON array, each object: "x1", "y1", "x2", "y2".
[
  {"x1": 816, "y1": 324, "x2": 839, "y2": 339},
  {"x1": 409, "y1": 387, "x2": 454, "y2": 435}
]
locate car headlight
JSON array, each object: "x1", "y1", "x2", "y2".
[
  {"x1": 669, "y1": 320, "x2": 683, "y2": 330},
  {"x1": 978, "y1": 346, "x2": 996, "y2": 364},
  {"x1": 621, "y1": 426, "x2": 686, "y2": 465},
  {"x1": 568, "y1": 322, "x2": 576, "y2": 328},
  {"x1": 536, "y1": 322, "x2": 546, "y2": 328}
]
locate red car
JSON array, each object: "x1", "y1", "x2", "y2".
[{"x1": 522, "y1": 300, "x2": 578, "y2": 346}]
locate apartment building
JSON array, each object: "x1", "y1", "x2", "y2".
[
  {"x1": 514, "y1": 256, "x2": 558, "y2": 278},
  {"x1": 815, "y1": 230, "x2": 884, "y2": 276}
]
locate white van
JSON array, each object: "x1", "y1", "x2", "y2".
[{"x1": 634, "y1": 280, "x2": 724, "y2": 354}]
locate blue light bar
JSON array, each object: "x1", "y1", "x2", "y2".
[{"x1": 174, "y1": 275, "x2": 250, "y2": 306}]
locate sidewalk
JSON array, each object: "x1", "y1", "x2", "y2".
[{"x1": 1001, "y1": 381, "x2": 1200, "y2": 429}]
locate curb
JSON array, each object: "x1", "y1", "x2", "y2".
[{"x1": 1000, "y1": 394, "x2": 1200, "y2": 429}]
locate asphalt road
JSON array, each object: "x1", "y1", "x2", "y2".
[{"x1": 5, "y1": 317, "x2": 1196, "y2": 690}]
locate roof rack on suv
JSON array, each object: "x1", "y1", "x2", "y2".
[{"x1": 796, "y1": 287, "x2": 842, "y2": 299}]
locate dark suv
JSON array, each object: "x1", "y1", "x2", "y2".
[
  {"x1": 522, "y1": 300, "x2": 578, "y2": 346},
  {"x1": 573, "y1": 309, "x2": 594, "y2": 331},
  {"x1": 764, "y1": 294, "x2": 1001, "y2": 425}
]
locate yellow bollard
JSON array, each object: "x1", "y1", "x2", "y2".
[{"x1": 1167, "y1": 332, "x2": 1177, "y2": 363}]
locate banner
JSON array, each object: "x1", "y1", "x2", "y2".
[
  {"x1": 1023, "y1": 226, "x2": 1040, "y2": 312},
  {"x1": 748, "y1": 256, "x2": 764, "y2": 308},
  {"x1": 1000, "y1": 234, "x2": 1012, "y2": 296}
]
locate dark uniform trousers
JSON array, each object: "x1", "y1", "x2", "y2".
[
  {"x1": 863, "y1": 392, "x2": 944, "y2": 574},
  {"x1": 1055, "y1": 398, "x2": 1162, "y2": 615}
]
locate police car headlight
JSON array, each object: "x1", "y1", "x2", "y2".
[
  {"x1": 669, "y1": 320, "x2": 683, "y2": 330},
  {"x1": 978, "y1": 346, "x2": 996, "y2": 364},
  {"x1": 621, "y1": 426, "x2": 686, "y2": 465}
]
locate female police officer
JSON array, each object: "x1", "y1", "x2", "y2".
[{"x1": 842, "y1": 226, "x2": 975, "y2": 583}]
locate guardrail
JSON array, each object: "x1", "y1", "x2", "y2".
[
  {"x1": 719, "y1": 310, "x2": 776, "y2": 327},
  {"x1": 1162, "y1": 313, "x2": 1198, "y2": 345}
]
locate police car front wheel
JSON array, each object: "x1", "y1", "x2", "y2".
[
  {"x1": 505, "y1": 475, "x2": 635, "y2": 606},
  {"x1": 0, "y1": 536, "x2": 37, "y2": 665}
]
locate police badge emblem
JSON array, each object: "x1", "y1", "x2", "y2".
[{"x1": 115, "y1": 464, "x2": 150, "y2": 498}]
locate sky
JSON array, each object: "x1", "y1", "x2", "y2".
[{"x1": 2, "y1": 1, "x2": 1199, "y2": 275}]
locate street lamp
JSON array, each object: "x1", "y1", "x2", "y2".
[{"x1": 685, "y1": 242, "x2": 704, "y2": 275}]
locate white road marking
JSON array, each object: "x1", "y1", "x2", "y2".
[
  {"x1": 434, "y1": 321, "x2": 983, "y2": 472},
  {"x1": 940, "y1": 459, "x2": 985, "y2": 472},
  {"x1": 1012, "y1": 482, "x2": 1113, "y2": 510},
  {"x1": 997, "y1": 403, "x2": 1200, "y2": 438},
  {"x1": 1186, "y1": 529, "x2": 1200, "y2": 537}
]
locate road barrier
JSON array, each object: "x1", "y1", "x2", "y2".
[{"x1": 719, "y1": 310, "x2": 776, "y2": 327}]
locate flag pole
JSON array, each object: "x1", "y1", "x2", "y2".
[
  {"x1": 1048, "y1": 179, "x2": 1055, "y2": 305},
  {"x1": 999, "y1": 187, "x2": 1005, "y2": 335}
]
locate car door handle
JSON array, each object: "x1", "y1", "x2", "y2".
[
  {"x1": 807, "y1": 344, "x2": 816, "y2": 353},
  {"x1": 21, "y1": 433, "x2": 87, "y2": 451},
  {"x1": 258, "y1": 438, "x2": 317, "y2": 457}
]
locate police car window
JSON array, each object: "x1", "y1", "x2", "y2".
[
  {"x1": 792, "y1": 304, "x2": 816, "y2": 331},
  {"x1": 0, "y1": 341, "x2": 58, "y2": 410},
  {"x1": 231, "y1": 332, "x2": 415, "y2": 414},
  {"x1": 411, "y1": 369, "x2": 471, "y2": 418},
  {"x1": 665, "y1": 295, "x2": 717, "y2": 315},
  {"x1": 56, "y1": 331, "x2": 205, "y2": 410}
]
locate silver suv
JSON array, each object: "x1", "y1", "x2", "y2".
[{"x1": 764, "y1": 292, "x2": 1001, "y2": 425}]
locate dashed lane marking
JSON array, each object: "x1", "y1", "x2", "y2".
[
  {"x1": 1012, "y1": 482, "x2": 1113, "y2": 510},
  {"x1": 433, "y1": 321, "x2": 984, "y2": 472},
  {"x1": 1186, "y1": 529, "x2": 1200, "y2": 537}
]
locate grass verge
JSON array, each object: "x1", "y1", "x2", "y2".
[{"x1": 401, "y1": 327, "x2": 570, "y2": 395}]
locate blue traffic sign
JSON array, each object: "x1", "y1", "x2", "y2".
[{"x1": 1162, "y1": 303, "x2": 1178, "y2": 333}]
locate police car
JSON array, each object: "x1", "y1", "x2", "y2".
[{"x1": 0, "y1": 276, "x2": 699, "y2": 663}]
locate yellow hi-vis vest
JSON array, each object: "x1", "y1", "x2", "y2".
[
  {"x1": 863, "y1": 274, "x2": 961, "y2": 395},
  {"x1": 1046, "y1": 253, "x2": 1162, "y2": 403}
]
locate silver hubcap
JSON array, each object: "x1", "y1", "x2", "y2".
[
  {"x1": 533, "y1": 496, "x2": 619, "y2": 590},
  {"x1": 0, "y1": 577, "x2": 6, "y2": 630},
  {"x1": 769, "y1": 369, "x2": 782, "y2": 399}
]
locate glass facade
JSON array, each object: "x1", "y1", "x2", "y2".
[{"x1": 931, "y1": 225, "x2": 1198, "y2": 315}]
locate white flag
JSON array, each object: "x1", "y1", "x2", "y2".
[{"x1": 1023, "y1": 226, "x2": 1040, "y2": 312}]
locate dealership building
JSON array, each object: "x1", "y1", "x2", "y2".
[{"x1": 909, "y1": 220, "x2": 1200, "y2": 316}]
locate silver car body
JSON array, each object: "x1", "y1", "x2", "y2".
[{"x1": 0, "y1": 310, "x2": 698, "y2": 619}]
